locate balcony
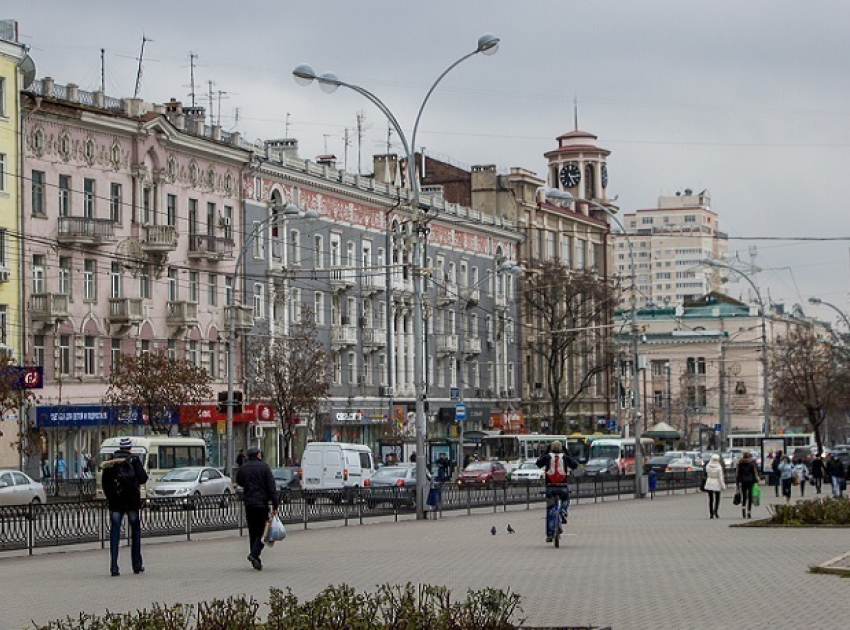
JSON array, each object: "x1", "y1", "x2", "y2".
[
  {"x1": 436, "y1": 333, "x2": 459, "y2": 355},
  {"x1": 57, "y1": 217, "x2": 116, "y2": 246},
  {"x1": 225, "y1": 305, "x2": 254, "y2": 332},
  {"x1": 108, "y1": 298, "x2": 143, "y2": 326},
  {"x1": 460, "y1": 287, "x2": 480, "y2": 306},
  {"x1": 436, "y1": 282, "x2": 457, "y2": 305},
  {"x1": 362, "y1": 327, "x2": 387, "y2": 348},
  {"x1": 166, "y1": 301, "x2": 198, "y2": 329},
  {"x1": 391, "y1": 275, "x2": 413, "y2": 296},
  {"x1": 330, "y1": 267, "x2": 355, "y2": 292},
  {"x1": 494, "y1": 292, "x2": 507, "y2": 310},
  {"x1": 361, "y1": 272, "x2": 386, "y2": 295},
  {"x1": 30, "y1": 293, "x2": 69, "y2": 324},
  {"x1": 188, "y1": 235, "x2": 235, "y2": 261},
  {"x1": 331, "y1": 324, "x2": 357, "y2": 347},
  {"x1": 464, "y1": 337, "x2": 482, "y2": 355},
  {"x1": 140, "y1": 225, "x2": 178, "y2": 253}
]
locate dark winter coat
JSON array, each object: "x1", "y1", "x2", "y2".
[
  {"x1": 826, "y1": 458, "x2": 845, "y2": 479},
  {"x1": 101, "y1": 451, "x2": 148, "y2": 512},
  {"x1": 235, "y1": 457, "x2": 279, "y2": 509},
  {"x1": 810, "y1": 458, "x2": 825, "y2": 480},
  {"x1": 736, "y1": 456, "x2": 759, "y2": 484}
]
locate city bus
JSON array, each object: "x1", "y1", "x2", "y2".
[
  {"x1": 96, "y1": 436, "x2": 208, "y2": 499},
  {"x1": 588, "y1": 437, "x2": 656, "y2": 474},
  {"x1": 566, "y1": 433, "x2": 610, "y2": 465},
  {"x1": 481, "y1": 434, "x2": 567, "y2": 472},
  {"x1": 727, "y1": 433, "x2": 815, "y2": 451}
]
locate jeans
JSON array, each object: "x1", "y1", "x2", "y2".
[
  {"x1": 109, "y1": 510, "x2": 142, "y2": 574},
  {"x1": 830, "y1": 476, "x2": 843, "y2": 497},
  {"x1": 545, "y1": 486, "x2": 570, "y2": 537},
  {"x1": 739, "y1": 481, "x2": 754, "y2": 512},
  {"x1": 245, "y1": 505, "x2": 270, "y2": 559}
]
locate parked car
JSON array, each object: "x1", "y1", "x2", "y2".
[
  {"x1": 271, "y1": 467, "x2": 301, "y2": 502},
  {"x1": 0, "y1": 470, "x2": 46, "y2": 506},
  {"x1": 364, "y1": 465, "x2": 425, "y2": 508},
  {"x1": 509, "y1": 459, "x2": 544, "y2": 483},
  {"x1": 458, "y1": 461, "x2": 508, "y2": 485},
  {"x1": 583, "y1": 458, "x2": 620, "y2": 477},
  {"x1": 645, "y1": 455, "x2": 677, "y2": 476},
  {"x1": 665, "y1": 457, "x2": 696, "y2": 474},
  {"x1": 148, "y1": 466, "x2": 232, "y2": 504}
]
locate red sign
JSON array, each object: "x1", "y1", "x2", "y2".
[{"x1": 179, "y1": 403, "x2": 274, "y2": 425}]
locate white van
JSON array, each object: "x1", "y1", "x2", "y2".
[{"x1": 300, "y1": 442, "x2": 375, "y2": 501}]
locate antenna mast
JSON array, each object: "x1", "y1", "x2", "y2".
[
  {"x1": 216, "y1": 90, "x2": 229, "y2": 126},
  {"x1": 285, "y1": 112, "x2": 291, "y2": 137},
  {"x1": 100, "y1": 48, "x2": 105, "y2": 93},
  {"x1": 188, "y1": 51, "x2": 198, "y2": 107},
  {"x1": 134, "y1": 35, "x2": 151, "y2": 98},
  {"x1": 356, "y1": 111, "x2": 365, "y2": 174},
  {"x1": 207, "y1": 80, "x2": 215, "y2": 127},
  {"x1": 574, "y1": 96, "x2": 578, "y2": 131},
  {"x1": 343, "y1": 128, "x2": 351, "y2": 172}
]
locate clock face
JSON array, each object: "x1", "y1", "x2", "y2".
[
  {"x1": 559, "y1": 163, "x2": 581, "y2": 188},
  {"x1": 601, "y1": 164, "x2": 609, "y2": 189}
]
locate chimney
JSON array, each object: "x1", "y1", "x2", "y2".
[
  {"x1": 42, "y1": 77, "x2": 55, "y2": 98},
  {"x1": 93, "y1": 91, "x2": 105, "y2": 108},
  {"x1": 66, "y1": 83, "x2": 79, "y2": 103},
  {"x1": 316, "y1": 154, "x2": 337, "y2": 169},
  {"x1": 264, "y1": 139, "x2": 299, "y2": 161},
  {"x1": 373, "y1": 154, "x2": 399, "y2": 185}
]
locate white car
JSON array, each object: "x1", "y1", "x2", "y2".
[
  {"x1": 0, "y1": 470, "x2": 47, "y2": 505},
  {"x1": 148, "y1": 466, "x2": 232, "y2": 501},
  {"x1": 509, "y1": 460, "x2": 544, "y2": 482}
]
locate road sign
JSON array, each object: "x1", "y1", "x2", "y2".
[
  {"x1": 715, "y1": 423, "x2": 722, "y2": 432},
  {"x1": 607, "y1": 419, "x2": 617, "y2": 432},
  {"x1": 455, "y1": 403, "x2": 467, "y2": 422},
  {"x1": 450, "y1": 387, "x2": 459, "y2": 401}
]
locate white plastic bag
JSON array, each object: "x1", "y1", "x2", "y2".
[{"x1": 265, "y1": 514, "x2": 286, "y2": 545}]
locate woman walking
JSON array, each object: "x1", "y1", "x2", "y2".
[
  {"x1": 810, "y1": 453, "x2": 825, "y2": 494},
  {"x1": 778, "y1": 454, "x2": 794, "y2": 504},
  {"x1": 792, "y1": 458, "x2": 808, "y2": 497},
  {"x1": 704, "y1": 453, "x2": 726, "y2": 519},
  {"x1": 735, "y1": 451, "x2": 760, "y2": 519}
]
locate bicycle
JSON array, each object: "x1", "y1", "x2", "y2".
[{"x1": 542, "y1": 484, "x2": 570, "y2": 547}]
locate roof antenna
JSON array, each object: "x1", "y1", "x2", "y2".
[
  {"x1": 574, "y1": 96, "x2": 578, "y2": 131},
  {"x1": 134, "y1": 35, "x2": 151, "y2": 98},
  {"x1": 188, "y1": 51, "x2": 198, "y2": 107}
]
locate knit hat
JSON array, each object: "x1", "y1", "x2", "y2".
[
  {"x1": 118, "y1": 437, "x2": 133, "y2": 450},
  {"x1": 710, "y1": 453, "x2": 720, "y2": 461}
]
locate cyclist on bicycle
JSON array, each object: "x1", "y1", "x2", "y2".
[{"x1": 536, "y1": 440, "x2": 579, "y2": 542}]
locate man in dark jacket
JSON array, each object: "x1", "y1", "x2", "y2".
[
  {"x1": 825, "y1": 453, "x2": 845, "y2": 498},
  {"x1": 235, "y1": 446, "x2": 279, "y2": 570},
  {"x1": 810, "y1": 453, "x2": 825, "y2": 494},
  {"x1": 101, "y1": 437, "x2": 148, "y2": 577}
]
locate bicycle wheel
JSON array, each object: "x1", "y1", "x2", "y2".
[{"x1": 554, "y1": 525, "x2": 560, "y2": 547}]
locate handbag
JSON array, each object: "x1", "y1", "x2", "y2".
[{"x1": 733, "y1": 491, "x2": 742, "y2": 506}]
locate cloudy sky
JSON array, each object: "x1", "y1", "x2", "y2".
[{"x1": 7, "y1": 1, "x2": 850, "y2": 323}]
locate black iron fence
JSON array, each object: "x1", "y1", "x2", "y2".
[{"x1": 0, "y1": 471, "x2": 713, "y2": 555}]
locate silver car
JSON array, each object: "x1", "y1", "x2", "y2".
[
  {"x1": 148, "y1": 466, "x2": 232, "y2": 501},
  {"x1": 0, "y1": 470, "x2": 47, "y2": 505}
]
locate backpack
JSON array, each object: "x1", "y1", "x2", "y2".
[
  {"x1": 112, "y1": 458, "x2": 137, "y2": 498},
  {"x1": 546, "y1": 454, "x2": 568, "y2": 484}
]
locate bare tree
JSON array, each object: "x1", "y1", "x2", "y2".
[
  {"x1": 245, "y1": 308, "x2": 331, "y2": 465},
  {"x1": 0, "y1": 359, "x2": 40, "y2": 458},
  {"x1": 770, "y1": 326, "x2": 850, "y2": 454},
  {"x1": 522, "y1": 264, "x2": 617, "y2": 435},
  {"x1": 104, "y1": 351, "x2": 213, "y2": 434}
]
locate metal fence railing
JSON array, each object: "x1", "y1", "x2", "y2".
[{"x1": 1, "y1": 472, "x2": 714, "y2": 555}]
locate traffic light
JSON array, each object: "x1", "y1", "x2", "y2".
[
  {"x1": 217, "y1": 391, "x2": 243, "y2": 414},
  {"x1": 217, "y1": 391, "x2": 227, "y2": 414}
]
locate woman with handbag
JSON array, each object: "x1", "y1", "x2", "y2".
[
  {"x1": 735, "y1": 451, "x2": 760, "y2": 519},
  {"x1": 778, "y1": 454, "x2": 794, "y2": 505},
  {"x1": 704, "y1": 453, "x2": 726, "y2": 519}
]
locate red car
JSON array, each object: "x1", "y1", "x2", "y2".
[{"x1": 458, "y1": 461, "x2": 508, "y2": 485}]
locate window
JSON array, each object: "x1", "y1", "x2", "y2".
[
  {"x1": 313, "y1": 235, "x2": 324, "y2": 268},
  {"x1": 289, "y1": 228, "x2": 300, "y2": 265},
  {"x1": 289, "y1": 288, "x2": 302, "y2": 323},
  {"x1": 167, "y1": 339, "x2": 177, "y2": 361},
  {"x1": 207, "y1": 342, "x2": 218, "y2": 378},
  {"x1": 208, "y1": 274, "x2": 217, "y2": 306},
  {"x1": 166, "y1": 194, "x2": 176, "y2": 227},
  {"x1": 0, "y1": 153, "x2": 6, "y2": 192},
  {"x1": 224, "y1": 276, "x2": 233, "y2": 307},
  {"x1": 32, "y1": 255, "x2": 45, "y2": 294},
  {"x1": 84, "y1": 260, "x2": 96, "y2": 300},
  {"x1": 141, "y1": 340, "x2": 150, "y2": 355},
  {"x1": 0, "y1": 77, "x2": 5, "y2": 117},
  {"x1": 139, "y1": 265, "x2": 151, "y2": 299},
  {"x1": 59, "y1": 257, "x2": 71, "y2": 295},
  {"x1": 252, "y1": 221, "x2": 264, "y2": 258},
  {"x1": 168, "y1": 268, "x2": 178, "y2": 301},
  {"x1": 222, "y1": 206, "x2": 233, "y2": 240},
  {"x1": 188, "y1": 340, "x2": 199, "y2": 367},
  {"x1": 348, "y1": 351, "x2": 357, "y2": 385},
  {"x1": 377, "y1": 354, "x2": 387, "y2": 386},
  {"x1": 110, "y1": 262, "x2": 121, "y2": 298},
  {"x1": 84, "y1": 336, "x2": 96, "y2": 376},
  {"x1": 0, "y1": 230, "x2": 7, "y2": 267},
  {"x1": 58, "y1": 175, "x2": 71, "y2": 216},
  {"x1": 111, "y1": 338, "x2": 121, "y2": 372},
  {"x1": 110, "y1": 183, "x2": 122, "y2": 222},
  {"x1": 34, "y1": 335, "x2": 45, "y2": 369},
  {"x1": 314, "y1": 291, "x2": 324, "y2": 325},
  {"x1": 253, "y1": 283, "x2": 265, "y2": 319},
  {"x1": 31, "y1": 170, "x2": 45, "y2": 215},
  {"x1": 332, "y1": 352, "x2": 341, "y2": 385},
  {"x1": 188, "y1": 199, "x2": 198, "y2": 235},
  {"x1": 59, "y1": 335, "x2": 71, "y2": 375},
  {"x1": 189, "y1": 271, "x2": 199, "y2": 303},
  {"x1": 206, "y1": 202, "x2": 216, "y2": 236},
  {"x1": 83, "y1": 178, "x2": 95, "y2": 217}
]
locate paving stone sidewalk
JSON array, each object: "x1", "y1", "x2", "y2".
[{"x1": 1, "y1": 491, "x2": 847, "y2": 629}]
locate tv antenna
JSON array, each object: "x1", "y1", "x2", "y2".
[
  {"x1": 134, "y1": 35, "x2": 152, "y2": 98},
  {"x1": 188, "y1": 51, "x2": 198, "y2": 107}
]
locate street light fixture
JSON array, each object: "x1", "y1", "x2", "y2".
[
  {"x1": 543, "y1": 189, "x2": 644, "y2": 498},
  {"x1": 226, "y1": 205, "x2": 317, "y2": 476},
  {"x1": 808, "y1": 296, "x2": 850, "y2": 331},
  {"x1": 702, "y1": 258, "x2": 770, "y2": 438},
  {"x1": 294, "y1": 33, "x2": 500, "y2": 519}
]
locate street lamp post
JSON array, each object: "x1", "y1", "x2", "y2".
[
  {"x1": 226, "y1": 204, "x2": 317, "y2": 476},
  {"x1": 703, "y1": 258, "x2": 770, "y2": 438},
  {"x1": 293, "y1": 33, "x2": 500, "y2": 519},
  {"x1": 808, "y1": 296, "x2": 850, "y2": 331},
  {"x1": 665, "y1": 361, "x2": 671, "y2": 425},
  {"x1": 543, "y1": 189, "x2": 644, "y2": 498}
]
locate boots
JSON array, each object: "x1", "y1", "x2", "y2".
[{"x1": 742, "y1": 507, "x2": 747, "y2": 518}]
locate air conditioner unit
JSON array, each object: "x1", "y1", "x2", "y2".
[
  {"x1": 0, "y1": 269, "x2": 10, "y2": 283},
  {"x1": 251, "y1": 425, "x2": 265, "y2": 439},
  {"x1": 219, "y1": 216, "x2": 232, "y2": 228}
]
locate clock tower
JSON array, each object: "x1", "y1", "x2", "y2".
[{"x1": 544, "y1": 128, "x2": 610, "y2": 204}]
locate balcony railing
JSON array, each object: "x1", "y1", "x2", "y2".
[
  {"x1": 362, "y1": 273, "x2": 386, "y2": 294},
  {"x1": 30, "y1": 293, "x2": 69, "y2": 323},
  {"x1": 167, "y1": 301, "x2": 198, "y2": 328},
  {"x1": 436, "y1": 334, "x2": 459, "y2": 354},
  {"x1": 436, "y1": 282, "x2": 458, "y2": 305},
  {"x1": 391, "y1": 275, "x2": 413, "y2": 296},
  {"x1": 225, "y1": 305, "x2": 255, "y2": 332},
  {"x1": 188, "y1": 235, "x2": 234, "y2": 261},
  {"x1": 108, "y1": 298, "x2": 143, "y2": 325},
  {"x1": 140, "y1": 225, "x2": 178, "y2": 253},
  {"x1": 57, "y1": 217, "x2": 116, "y2": 245},
  {"x1": 330, "y1": 267, "x2": 356, "y2": 292},
  {"x1": 331, "y1": 325, "x2": 358, "y2": 347},
  {"x1": 362, "y1": 327, "x2": 387, "y2": 347},
  {"x1": 464, "y1": 337, "x2": 482, "y2": 355},
  {"x1": 494, "y1": 292, "x2": 507, "y2": 309}
]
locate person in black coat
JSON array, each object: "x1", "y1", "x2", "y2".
[
  {"x1": 235, "y1": 447, "x2": 279, "y2": 570},
  {"x1": 101, "y1": 437, "x2": 149, "y2": 577},
  {"x1": 825, "y1": 454, "x2": 845, "y2": 498},
  {"x1": 810, "y1": 453, "x2": 825, "y2": 494}
]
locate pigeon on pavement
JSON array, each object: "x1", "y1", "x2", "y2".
[
  {"x1": 507, "y1": 524, "x2": 515, "y2": 534},
  {"x1": 490, "y1": 526, "x2": 497, "y2": 535}
]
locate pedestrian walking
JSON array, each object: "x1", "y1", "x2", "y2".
[
  {"x1": 704, "y1": 453, "x2": 726, "y2": 519},
  {"x1": 735, "y1": 451, "x2": 760, "y2": 519},
  {"x1": 435, "y1": 452, "x2": 451, "y2": 482},
  {"x1": 647, "y1": 469, "x2": 657, "y2": 499},
  {"x1": 771, "y1": 449, "x2": 782, "y2": 497},
  {"x1": 778, "y1": 454, "x2": 794, "y2": 504},
  {"x1": 426, "y1": 477, "x2": 441, "y2": 518},
  {"x1": 810, "y1": 453, "x2": 825, "y2": 494},
  {"x1": 40, "y1": 452, "x2": 51, "y2": 481},
  {"x1": 825, "y1": 453, "x2": 845, "y2": 498},
  {"x1": 235, "y1": 446, "x2": 279, "y2": 571},
  {"x1": 792, "y1": 458, "x2": 808, "y2": 497},
  {"x1": 236, "y1": 449, "x2": 246, "y2": 468},
  {"x1": 101, "y1": 437, "x2": 148, "y2": 577},
  {"x1": 55, "y1": 451, "x2": 66, "y2": 481}
]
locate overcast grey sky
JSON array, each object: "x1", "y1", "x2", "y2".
[{"x1": 7, "y1": 1, "x2": 850, "y2": 323}]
